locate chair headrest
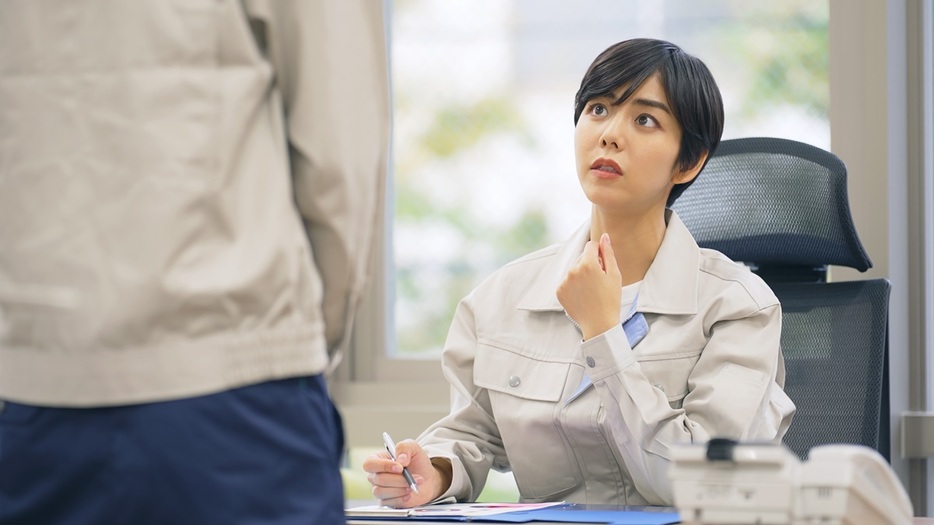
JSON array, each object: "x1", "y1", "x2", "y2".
[{"x1": 671, "y1": 137, "x2": 872, "y2": 273}]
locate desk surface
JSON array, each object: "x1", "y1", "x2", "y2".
[
  {"x1": 346, "y1": 500, "x2": 934, "y2": 525},
  {"x1": 348, "y1": 517, "x2": 934, "y2": 525},
  {"x1": 348, "y1": 518, "x2": 934, "y2": 525},
  {"x1": 345, "y1": 500, "x2": 679, "y2": 525}
]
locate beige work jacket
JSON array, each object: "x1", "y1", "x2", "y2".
[
  {"x1": 0, "y1": 1, "x2": 388, "y2": 406},
  {"x1": 418, "y1": 211, "x2": 796, "y2": 506}
]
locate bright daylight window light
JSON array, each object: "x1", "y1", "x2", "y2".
[{"x1": 389, "y1": 0, "x2": 829, "y2": 357}]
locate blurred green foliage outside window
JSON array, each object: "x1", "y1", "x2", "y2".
[{"x1": 390, "y1": 0, "x2": 829, "y2": 356}]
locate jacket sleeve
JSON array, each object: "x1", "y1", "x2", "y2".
[
  {"x1": 243, "y1": 0, "x2": 390, "y2": 356},
  {"x1": 581, "y1": 300, "x2": 794, "y2": 505},
  {"x1": 416, "y1": 295, "x2": 509, "y2": 502}
]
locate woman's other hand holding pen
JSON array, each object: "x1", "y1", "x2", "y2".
[{"x1": 362, "y1": 439, "x2": 451, "y2": 508}]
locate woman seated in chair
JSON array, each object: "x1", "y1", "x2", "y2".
[{"x1": 363, "y1": 37, "x2": 796, "y2": 507}]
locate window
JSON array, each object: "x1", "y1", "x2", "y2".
[
  {"x1": 338, "y1": 0, "x2": 829, "y2": 434},
  {"x1": 386, "y1": 0, "x2": 830, "y2": 361}
]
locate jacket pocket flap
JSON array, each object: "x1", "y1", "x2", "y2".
[{"x1": 474, "y1": 344, "x2": 569, "y2": 402}]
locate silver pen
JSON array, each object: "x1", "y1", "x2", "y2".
[{"x1": 382, "y1": 431, "x2": 419, "y2": 494}]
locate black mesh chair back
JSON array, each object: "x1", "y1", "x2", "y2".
[
  {"x1": 774, "y1": 280, "x2": 890, "y2": 460},
  {"x1": 672, "y1": 137, "x2": 871, "y2": 282},
  {"x1": 671, "y1": 137, "x2": 891, "y2": 461}
]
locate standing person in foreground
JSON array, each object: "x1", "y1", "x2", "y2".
[
  {"x1": 363, "y1": 38, "x2": 795, "y2": 507},
  {"x1": 0, "y1": 1, "x2": 388, "y2": 524}
]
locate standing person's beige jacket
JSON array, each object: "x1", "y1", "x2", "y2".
[
  {"x1": 418, "y1": 211, "x2": 796, "y2": 505},
  {"x1": 0, "y1": 0, "x2": 388, "y2": 406}
]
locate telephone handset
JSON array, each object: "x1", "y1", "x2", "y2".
[
  {"x1": 800, "y1": 444, "x2": 913, "y2": 525},
  {"x1": 669, "y1": 439, "x2": 913, "y2": 525}
]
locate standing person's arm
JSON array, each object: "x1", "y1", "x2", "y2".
[{"x1": 246, "y1": 0, "x2": 390, "y2": 358}]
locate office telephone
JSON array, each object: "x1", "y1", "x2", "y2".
[{"x1": 669, "y1": 438, "x2": 913, "y2": 525}]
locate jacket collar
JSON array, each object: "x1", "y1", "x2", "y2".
[{"x1": 517, "y1": 209, "x2": 699, "y2": 315}]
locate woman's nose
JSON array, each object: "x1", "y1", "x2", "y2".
[{"x1": 599, "y1": 118, "x2": 625, "y2": 150}]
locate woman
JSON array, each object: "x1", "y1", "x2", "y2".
[{"x1": 363, "y1": 38, "x2": 795, "y2": 507}]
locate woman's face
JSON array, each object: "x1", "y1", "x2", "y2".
[{"x1": 574, "y1": 73, "x2": 696, "y2": 217}]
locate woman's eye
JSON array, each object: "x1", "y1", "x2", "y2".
[
  {"x1": 590, "y1": 103, "x2": 607, "y2": 116},
  {"x1": 636, "y1": 114, "x2": 658, "y2": 128}
]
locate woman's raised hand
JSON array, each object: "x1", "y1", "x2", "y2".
[{"x1": 557, "y1": 233, "x2": 622, "y2": 340}]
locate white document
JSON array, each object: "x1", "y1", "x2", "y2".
[{"x1": 346, "y1": 501, "x2": 566, "y2": 518}]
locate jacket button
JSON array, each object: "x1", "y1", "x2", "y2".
[
  {"x1": 508, "y1": 376, "x2": 521, "y2": 388},
  {"x1": 586, "y1": 357, "x2": 596, "y2": 368}
]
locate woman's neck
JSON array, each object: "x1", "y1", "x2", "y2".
[{"x1": 590, "y1": 207, "x2": 668, "y2": 286}]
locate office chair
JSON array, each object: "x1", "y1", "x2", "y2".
[{"x1": 670, "y1": 137, "x2": 892, "y2": 461}]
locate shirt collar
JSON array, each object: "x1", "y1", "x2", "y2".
[{"x1": 517, "y1": 209, "x2": 699, "y2": 315}]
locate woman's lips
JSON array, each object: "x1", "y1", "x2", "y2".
[
  {"x1": 590, "y1": 158, "x2": 622, "y2": 179},
  {"x1": 590, "y1": 167, "x2": 621, "y2": 179}
]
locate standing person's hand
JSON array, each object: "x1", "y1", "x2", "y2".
[
  {"x1": 557, "y1": 233, "x2": 622, "y2": 340},
  {"x1": 362, "y1": 439, "x2": 449, "y2": 508}
]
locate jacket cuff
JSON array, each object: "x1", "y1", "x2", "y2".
[
  {"x1": 580, "y1": 324, "x2": 637, "y2": 382},
  {"x1": 428, "y1": 454, "x2": 470, "y2": 503}
]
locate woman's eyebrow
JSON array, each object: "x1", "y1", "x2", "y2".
[{"x1": 632, "y1": 97, "x2": 672, "y2": 115}]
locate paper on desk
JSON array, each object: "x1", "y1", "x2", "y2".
[
  {"x1": 345, "y1": 501, "x2": 566, "y2": 518},
  {"x1": 485, "y1": 505, "x2": 680, "y2": 524},
  {"x1": 346, "y1": 502, "x2": 680, "y2": 524}
]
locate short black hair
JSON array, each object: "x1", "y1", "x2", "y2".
[{"x1": 574, "y1": 38, "x2": 724, "y2": 207}]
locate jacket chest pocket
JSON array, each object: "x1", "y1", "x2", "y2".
[{"x1": 474, "y1": 343, "x2": 579, "y2": 500}]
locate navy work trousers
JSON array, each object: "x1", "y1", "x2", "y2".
[{"x1": 0, "y1": 375, "x2": 345, "y2": 525}]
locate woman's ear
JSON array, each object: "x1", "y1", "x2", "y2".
[{"x1": 672, "y1": 151, "x2": 709, "y2": 185}]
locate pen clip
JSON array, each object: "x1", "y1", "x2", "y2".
[{"x1": 382, "y1": 431, "x2": 397, "y2": 460}]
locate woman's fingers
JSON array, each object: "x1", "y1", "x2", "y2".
[
  {"x1": 362, "y1": 452, "x2": 398, "y2": 474},
  {"x1": 598, "y1": 233, "x2": 620, "y2": 278},
  {"x1": 557, "y1": 233, "x2": 623, "y2": 340},
  {"x1": 581, "y1": 240, "x2": 601, "y2": 268},
  {"x1": 363, "y1": 453, "x2": 410, "y2": 491},
  {"x1": 362, "y1": 445, "x2": 434, "y2": 508}
]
